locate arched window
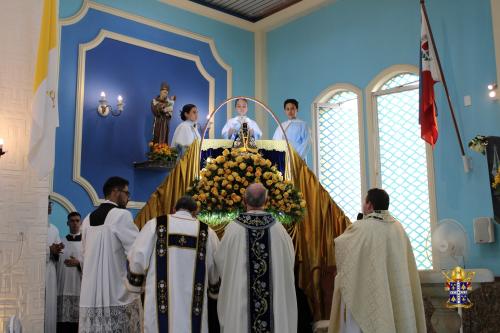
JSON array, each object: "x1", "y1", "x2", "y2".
[
  {"x1": 314, "y1": 86, "x2": 364, "y2": 221},
  {"x1": 370, "y1": 72, "x2": 434, "y2": 269}
]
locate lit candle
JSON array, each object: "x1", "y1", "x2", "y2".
[
  {"x1": 117, "y1": 95, "x2": 123, "y2": 103},
  {"x1": 0, "y1": 138, "x2": 4, "y2": 150},
  {"x1": 100, "y1": 91, "x2": 106, "y2": 98},
  {"x1": 488, "y1": 84, "x2": 494, "y2": 90}
]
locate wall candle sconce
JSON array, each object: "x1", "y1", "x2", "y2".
[
  {"x1": 0, "y1": 138, "x2": 6, "y2": 158},
  {"x1": 97, "y1": 91, "x2": 124, "y2": 117}
]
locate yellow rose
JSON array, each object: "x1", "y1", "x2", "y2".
[
  {"x1": 199, "y1": 193, "x2": 206, "y2": 201},
  {"x1": 246, "y1": 172, "x2": 252, "y2": 177},
  {"x1": 215, "y1": 155, "x2": 225, "y2": 164},
  {"x1": 227, "y1": 200, "x2": 234, "y2": 206},
  {"x1": 234, "y1": 184, "x2": 240, "y2": 190},
  {"x1": 231, "y1": 150, "x2": 239, "y2": 157},
  {"x1": 223, "y1": 162, "x2": 229, "y2": 169},
  {"x1": 243, "y1": 180, "x2": 249, "y2": 187},
  {"x1": 222, "y1": 149, "x2": 230, "y2": 156},
  {"x1": 246, "y1": 166, "x2": 253, "y2": 172},
  {"x1": 300, "y1": 200, "x2": 306, "y2": 208},
  {"x1": 235, "y1": 156, "x2": 244, "y2": 163},
  {"x1": 221, "y1": 190, "x2": 227, "y2": 197},
  {"x1": 217, "y1": 169, "x2": 224, "y2": 175},
  {"x1": 205, "y1": 171, "x2": 212, "y2": 177},
  {"x1": 266, "y1": 180, "x2": 273, "y2": 186},
  {"x1": 211, "y1": 198, "x2": 217, "y2": 203},
  {"x1": 240, "y1": 188, "x2": 246, "y2": 194},
  {"x1": 239, "y1": 163, "x2": 247, "y2": 170},
  {"x1": 226, "y1": 184, "x2": 232, "y2": 190},
  {"x1": 211, "y1": 187, "x2": 218, "y2": 196},
  {"x1": 259, "y1": 159, "x2": 267, "y2": 166},
  {"x1": 255, "y1": 171, "x2": 262, "y2": 178},
  {"x1": 283, "y1": 192, "x2": 289, "y2": 199},
  {"x1": 256, "y1": 167, "x2": 262, "y2": 173},
  {"x1": 222, "y1": 180, "x2": 228, "y2": 187},
  {"x1": 225, "y1": 169, "x2": 231, "y2": 174},
  {"x1": 227, "y1": 175, "x2": 234, "y2": 181}
]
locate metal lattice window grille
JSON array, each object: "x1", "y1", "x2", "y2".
[
  {"x1": 374, "y1": 72, "x2": 433, "y2": 269},
  {"x1": 317, "y1": 90, "x2": 362, "y2": 222}
]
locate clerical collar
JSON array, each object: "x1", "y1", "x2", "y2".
[
  {"x1": 364, "y1": 210, "x2": 393, "y2": 222},
  {"x1": 246, "y1": 209, "x2": 267, "y2": 215},
  {"x1": 104, "y1": 200, "x2": 118, "y2": 206},
  {"x1": 66, "y1": 233, "x2": 82, "y2": 241},
  {"x1": 173, "y1": 210, "x2": 196, "y2": 220}
]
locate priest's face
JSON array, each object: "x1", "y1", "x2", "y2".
[
  {"x1": 160, "y1": 89, "x2": 168, "y2": 99},
  {"x1": 235, "y1": 99, "x2": 248, "y2": 116},
  {"x1": 116, "y1": 185, "x2": 130, "y2": 208},
  {"x1": 284, "y1": 102, "x2": 298, "y2": 120},
  {"x1": 68, "y1": 215, "x2": 81, "y2": 234}
]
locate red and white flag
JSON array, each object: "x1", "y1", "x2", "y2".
[{"x1": 419, "y1": 7, "x2": 441, "y2": 146}]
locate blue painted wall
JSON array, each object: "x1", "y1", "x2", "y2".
[
  {"x1": 267, "y1": 0, "x2": 500, "y2": 273},
  {"x1": 81, "y1": 38, "x2": 209, "y2": 202},
  {"x1": 55, "y1": 0, "x2": 254, "y2": 219}
]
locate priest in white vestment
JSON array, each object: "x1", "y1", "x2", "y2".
[
  {"x1": 46, "y1": 200, "x2": 63, "y2": 333},
  {"x1": 57, "y1": 212, "x2": 82, "y2": 333},
  {"x1": 272, "y1": 98, "x2": 311, "y2": 160},
  {"x1": 221, "y1": 98, "x2": 262, "y2": 140},
  {"x1": 127, "y1": 196, "x2": 220, "y2": 333},
  {"x1": 79, "y1": 177, "x2": 142, "y2": 333},
  {"x1": 171, "y1": 104, "x2": 201, "y2": 153},
  {"x1": 328, "y1": 188, "x2": 426, "y2": 333},
  {"x1": 216, "y1": 183, "x2": 297, "y2": 333}
]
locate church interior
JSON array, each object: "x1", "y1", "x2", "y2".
[{"x1": 1, "y1": 0, "x2": 500, "y2": 332}]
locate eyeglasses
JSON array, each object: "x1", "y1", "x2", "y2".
[{"x1": 116, "y1": 189, "x2": 130, "y2": 197}]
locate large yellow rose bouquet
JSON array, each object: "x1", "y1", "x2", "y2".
[{"x1": 187, "y1": 149, "x2": 306, "y2": 225}]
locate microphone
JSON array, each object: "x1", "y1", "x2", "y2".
[{"x1": 356, "y1": 213, "x2": 363, "y2": 220}]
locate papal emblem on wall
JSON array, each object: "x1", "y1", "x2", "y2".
[{"x1": 443, "y1": 266, "x2": 475, "y2": 309}]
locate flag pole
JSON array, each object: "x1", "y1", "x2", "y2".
[{"x1": 420, "y1": 0, "x2": 470, "y2": 170}]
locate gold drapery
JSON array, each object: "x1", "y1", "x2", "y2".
[
  {"x1": 134, "y1": 140, "x2": 350, "y2": 320},
  {"x1": 134, "y1": 141, "x2": 200, "y2": 229},
  {"x1": 289, "y1": 152, "x2": 351, "y2": 320}
]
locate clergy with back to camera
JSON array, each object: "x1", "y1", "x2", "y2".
[
  {"x1": 328, "y1": 188, "x2": 426, "y2": 333},
  {"x1": 57, "y1": 212, "x2": 82, "y2": 333},
  {"x1": 216, "y1": 183, "x2": 297, "y2": 333},
  {"x1": 78, "y1": 177, "x2": 142, "y2": 333},
  {"x1": 127, "y1": 196, "x2": 220, "y2": 333}
]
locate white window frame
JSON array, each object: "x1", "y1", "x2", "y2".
[
  {"x1": 365, "y1": 65, "x2": 438, "y2": 269},
  {"x1": 311, "y1": 83, "x2": 367, "y2": 212}
]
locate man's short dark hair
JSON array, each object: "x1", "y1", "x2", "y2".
[
  {"x1": 366, "y1": 188, "x2": 390, "y2": 211},
  {"x1": 284, "y1": 98, "x2": 298, "y2": 109},
  {"x1": 175, "y1": 196, "x2": 198, "y2": 212},
  {"x1": 103, "y1": 177, "x2": 129, "y2": 197},
  {"x1": 67, "y1": 211, "x2": 81, "y2": 220},
  {"x1": 245, "y1": 187, "x2": 268, "y2": 208}
]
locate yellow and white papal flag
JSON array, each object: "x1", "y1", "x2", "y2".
[{"x1": 28, "y1": 0, "x2": 59, "y2": 179}]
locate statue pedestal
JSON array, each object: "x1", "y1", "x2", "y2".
[{"x1": 133, "y1": 160, "x2": 176, "y2": 171}]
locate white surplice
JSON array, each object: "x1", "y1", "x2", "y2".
[
  {"x1": 127, "y1": 211, "x2": 220, "y2": 333},
  {"x1": 45, "y1": 224, "x2": 61, "y2": 333},
  {"x1": 221, "y1": 116, "x2": 262, "y2": 140},
  {"x1": 79, "y1": 201, "x2": 141, "y2": 333},
  {"x1": 57, "y1": 233, "x2": 82, "y2": 324},
  {"x1": 171, "y1": 120, "x2": 201, "y2": 148},
  {"x1": 272, "y1": 118, "x2": 311, "y2": 159},
  {"x1": 215, "y1": 211, "x2": 297, "y2": 333}
]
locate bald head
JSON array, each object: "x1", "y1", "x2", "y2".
[{"x1": 244, "y1": 183, "x2": 268, "y2": 210}]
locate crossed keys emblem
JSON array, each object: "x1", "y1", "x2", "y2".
[{"x1": 46, "y1": 90, "x2": 56, "y2": 108}]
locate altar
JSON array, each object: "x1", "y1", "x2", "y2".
[{"x1": 134, "y1": 139, "x2": 351, "y2": 320}]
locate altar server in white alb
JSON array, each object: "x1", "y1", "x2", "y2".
[
  {"x1": 272, "y1": 98, "x2": 311, "y2": 160},
  {"x1": 127, "y1": 196, "x2": 220, "y2": 333},
  {"x1": 221, "y1": 98, "x2": 263, "y2": 140},
  {"x1": 79, "y1": 177, "x2": 142, "y2": 333},
  {"x1": 328, "y1": 188, "x2": 426, "y2": 333},
  {"x1": 46, "y1": 199, "x2": 64, "y2": 333},
  {"x1": 57, "y1": 211, "x2": 82, "y2": 333},
  {"x1": 171, "y1": 104, "x2": 201, "y2": 151},
  {"x1": 216, "y1": 183, "x2": 297, "y2": 333}
]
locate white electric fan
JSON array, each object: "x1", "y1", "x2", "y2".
[{"x1": 431, "y1": 218, "x2": 469, "y2": 270}]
